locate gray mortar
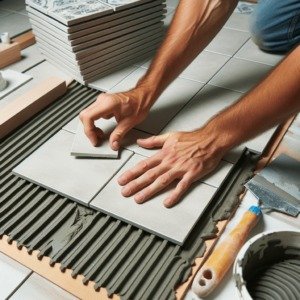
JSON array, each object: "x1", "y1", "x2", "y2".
[{"x1": 0, "y1": 82, "x2": 259, "y2": 300}]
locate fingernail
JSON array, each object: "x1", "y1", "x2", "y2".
[
  {"x1": 112, "y1": 141, "x2": 119, "y2": 150},
  {"x1": 164, "y1": 199, "x2": 172, "y2": 208},
  {"x1": 135, "y1": 193, "x2": 144, "y2": 203},
  {"x1": 118, "y1": 176, "x2": 125, "y2": 185}
]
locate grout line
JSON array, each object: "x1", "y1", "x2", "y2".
[{"x1": 6, "y1": 271, "x2": 33, "y2": 299}]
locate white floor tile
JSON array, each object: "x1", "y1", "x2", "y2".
[
  {"x1": 11, "y1": 273, "x2": 78, "y2": 300},
  {"x1": 0, "y1": 12, "x2": 31, "y2": 38},
  {"x1": 0, "y1": 253, "x2": 31, "y2": 299},
  {"x1": 209, "y1": 57, "x2": 273, "y2": 93},
  {"x1": 205, "y1": 28, "x2": 250, "y2": 56},
  {"x1": 13, "y1": 130, "x2": 133, "y2": 205},
  {"x1": 224, "y1": 12, "x2": 250, "y2": 32},
  {"x1": 235, "y1": 39, "x2": 284, "y2": 66},
  {"x1": 0, "y1": 0, "x2": 25, "y2": 11},
  {"x1": 90, "y1": 153, "x2": 216, "y2": 245},
  {"x1": 111, "y1": 68, "x2": 204, "y2": 134}
]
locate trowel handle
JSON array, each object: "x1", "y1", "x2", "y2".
[{"x1": 192, "y1": 206, "x2": 261, "y2": 298}]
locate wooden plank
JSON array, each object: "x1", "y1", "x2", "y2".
[
  {"x1": 0, "y1": 77, "x2": 67, "y2": 139},
  {"x1": 0, "y1": 42, "x2": 21, "y2": 69},
  {"x1": 12, "y1": 31, "x2": 36, "y2": 50},
  {"x1": 0, "y1": 235, "x2": 118, "y2": 300}
]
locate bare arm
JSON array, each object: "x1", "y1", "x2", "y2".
[
  {"x1": 118, "y1": 46, "x2": 300, "y2": 207},
  {"x1": 80, "y1": 0, "x2": 238, "y2": 149}
]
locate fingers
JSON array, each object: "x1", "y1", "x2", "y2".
[
  {"x1": 79, "y1": 94, "x2": 119, "y2": 146},
  {"x1": 118, "y1": 155, "x2": 162, "y2": 186},
  {"x1": 134, "y1": 169, "x2": 183, "y2": 204},
  {"x1": 121, "y1": 164, "x2": 169, "y2": 197},
  {"x1": 109, "y1": 119, "x2": 133, "y2": 151},
  {"x1": 163, "y1": 173, "x2": 194, "y2": 208},
  {"x1": 137, "y1": 133, "x2": 170, "y2": 149}
]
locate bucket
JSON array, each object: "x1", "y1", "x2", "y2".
[{"x1": 233, "y1": 230, "x2": 300, "y2": 300}]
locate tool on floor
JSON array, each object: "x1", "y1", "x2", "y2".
[{"x1": 192, "y1": 206, "x2": 261, "y2": 298}]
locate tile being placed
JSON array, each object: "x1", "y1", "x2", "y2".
[
  {"x1": 13, "y1": 130, "x2": 133, "y2": 205},
  {"x1": 209, "y1": 57, "x2": 273, "y2": 93},
  {"x1": 235, "y1": 38, "x2": 284, "y2": 66},
  {"x1": 0, "y1": 69, "x2": 32, "y2": 100},
  {"x1": 10, "y1": 273, "x2": 78, "y2": 300},
  {"x1": 4, "y1": 44, "x2": 45, "y2": 72},
  {"x1": 111, "y1": 68, "x2": 204, "y2": 134},
  {"x1": 90, "y1": 154, "x2": 217, "y2": 245},
  {"x1": 71, "y1": 119, "x2": 118, "y2": 158},
  {"x1": 0, "y1": 252, "x2": 31, "y2": 299},
  {"x1": 0, "y1": 12, "x2": 31, "y2": 37},
  {"x1": 205, "y1": 28, "x2": 250, "y2": 56}
]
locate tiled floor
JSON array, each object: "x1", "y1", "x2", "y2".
[{"x1": 1, "y1": 0, "x2": 287, "y2": 297}]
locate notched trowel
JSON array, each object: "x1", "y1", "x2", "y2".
[{"x1": 245, "y1": 154, "x2": 300, "y2": 217}]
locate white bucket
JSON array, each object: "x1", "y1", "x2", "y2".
[{"x1": 233, "y1": 230, "x2": 300, "y2": 300}]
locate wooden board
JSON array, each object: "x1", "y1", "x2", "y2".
[
  {"x1": 0, "y1": 77, "x2": 67, "y2": 139},
  {"x1": 12, "y1": 31, "x2": 36, "y2": 50},
  {"x1": 0, "y1": 42, "x2": 21, "y2": 69}
]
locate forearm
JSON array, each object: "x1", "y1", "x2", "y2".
[
  {"x1": 136, "y1": 0, "x2": 238, "y2": 104},
  {"x1": 206, "y1": 46, "x2": 300, "y2": 151}
]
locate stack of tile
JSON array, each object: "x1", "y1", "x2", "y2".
[{"x1": 25, "y1": 0, "x2": 166, "y2": 83}]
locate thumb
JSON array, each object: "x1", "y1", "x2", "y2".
[
  {"x1": 110, "y1": 119, "x2": 133, "y2": 151},
  {"x1": 137, "y1": 133, "x2": 170, "y2": 149}
]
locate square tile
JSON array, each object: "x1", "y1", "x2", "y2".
[
  {"x1": 4, "y1": 44, "x2": 44, "y2": 72},
  {"x1": 0, "y1": 12, "x2": 31, "y2": 38},
  {"x1": 209, "y1": 57, "x2": 273, "y2": 93},
  {"x1": 111, "y1": 68, "x2": 204, "y2": 134},
  {"x1": 71, "y1": 119, "x2": 119, "y2": 158},
  {"x1": 88, "y1": 65, "x2": 138, "y2": 91},
  {"x1": 90, "y1": 154, "x2": 216, "y2": 245},
  {"x1": 10, "y1": 273, "x2": 78, "y2": 300},
  {"x1": 162, "y1": 84, "x2": 276, "y2": 163},
  {"x1": 235, "y1": 38, "x2": 284, "y2": 66},
  {"x1": 205, "y1": 28, "x2": 250, "y2": 56},
  {"x1": 0, "y1": 69, "x2": 32, "y2": 100},
  {"x1": 166, "y1": 0, "x2": 179, "y2": 8},
  {"x1": 224, "y1": 12, "x2": 250, "y2": 32},
  {"x1": 179, "y1": 51, "x2": 230, "y2": 83},
  {"x1": 0, "y1": 252, "x2": 31, "y2": 299},
  {"x1": 13, "y1": 130, "x2": 133, "y2": 205}
]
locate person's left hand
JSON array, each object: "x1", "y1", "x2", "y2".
[{"x1": 117, "y1": 129, "x2": 228, "y2": 208}]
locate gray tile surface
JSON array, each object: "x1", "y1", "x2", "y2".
[
  {"x1": 209, "y1": 57, "x2": 273, "y2": 93},
  {"x1": 162, "y1": 84, "x2": 276, "y2": 163},
  {"x1": 205, "y1": 28, "x2": 250, "y2": 56},
  {"x1": 224, "y1": 12, "x2": 250, "y2": 32},
  {"x1": 0, "y1": 252, "x2": 31, "y2": 299},
  {"x1": 90, "y1": 154, "x2": 216, "y2": 245},
  {"x1": 111, "y1": 68, "x2": 204, "y2": 134},
  {"x1": 13, "y1": 130, "x2": 133, "y2": 205},
  {"x1": 235, "y1": 39, "x2": 284, "y2": 66},
  {"x1": 0, "y1": 12, "x2": 31, "y2": 38},
  {"x1": 0, "y1": 0, "x2": 25, "y2": 11},
  {"x1": 10, "y1": 273, "x2": 78, "y2": 300},
  {"x1": 71, "y1": 119, "x2": 119, "y2": 158}
]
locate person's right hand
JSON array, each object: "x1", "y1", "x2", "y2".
[{"x1": 79, "y1": 88, "x2": 153, "y2": 150}]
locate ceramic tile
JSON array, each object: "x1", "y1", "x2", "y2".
[
  {"x1": 0, "y1": 8, "x2": 12, "y2": 17},
  {"x1": 0, "y1": 252, "x2": 31, "y2": 299},
  {"x1": 0, "y1": 69, "x2": 32, "y2": 100},
  {"x1": 71, "y1": 119, "x2": 119, "y2": 158},
  {"x1": 162, "y1": 84, "x2": 276, "y2": 163},
  {"x1": 209, "y1": 57, "x2": 273, "y2": 93},
  {"x1": 88, "y1": 65, "x2": 138, "y2": 91},
  {"x1": 205, "y1": 28, "x2": 250, "y2": 56},
  {"x1": 235, "y1": 38, "x2": 284, "y2": 66},
  {"x1": 13, "y1": 130, "x2": 133, "y2": 205},
  {"x1": 224, "y1": 12, "x2": 250, "y2": 32},
  {"x1": 0, "y1": 12, "x2": 31, "y2": 38},
  {"x1": 90, "y1": 153, "x2": 216, "y2": 245},
  {"x1": 10, "y1": 273, "x2": 78, "y2": 300},
  {"x1": 111, "y1": 68, "x2": 204, "y2": 134},
  {"x1": 4, "y1": 44, "x2": 45, "y2": 72},
  {"x1": 166, "y1": 0, "x2": 179, "y2": 8}
]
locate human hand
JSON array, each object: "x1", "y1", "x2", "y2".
[
  {"x1": 118, "y1": 129, "x2": 229, "y2": 208},
  {"x1": 79, "y1": 87, "x2": 154, "y2": 150}
]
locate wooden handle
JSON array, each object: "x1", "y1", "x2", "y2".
[{"x1": 192, "y1": 206, "x2": 261, "y2": 298}]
